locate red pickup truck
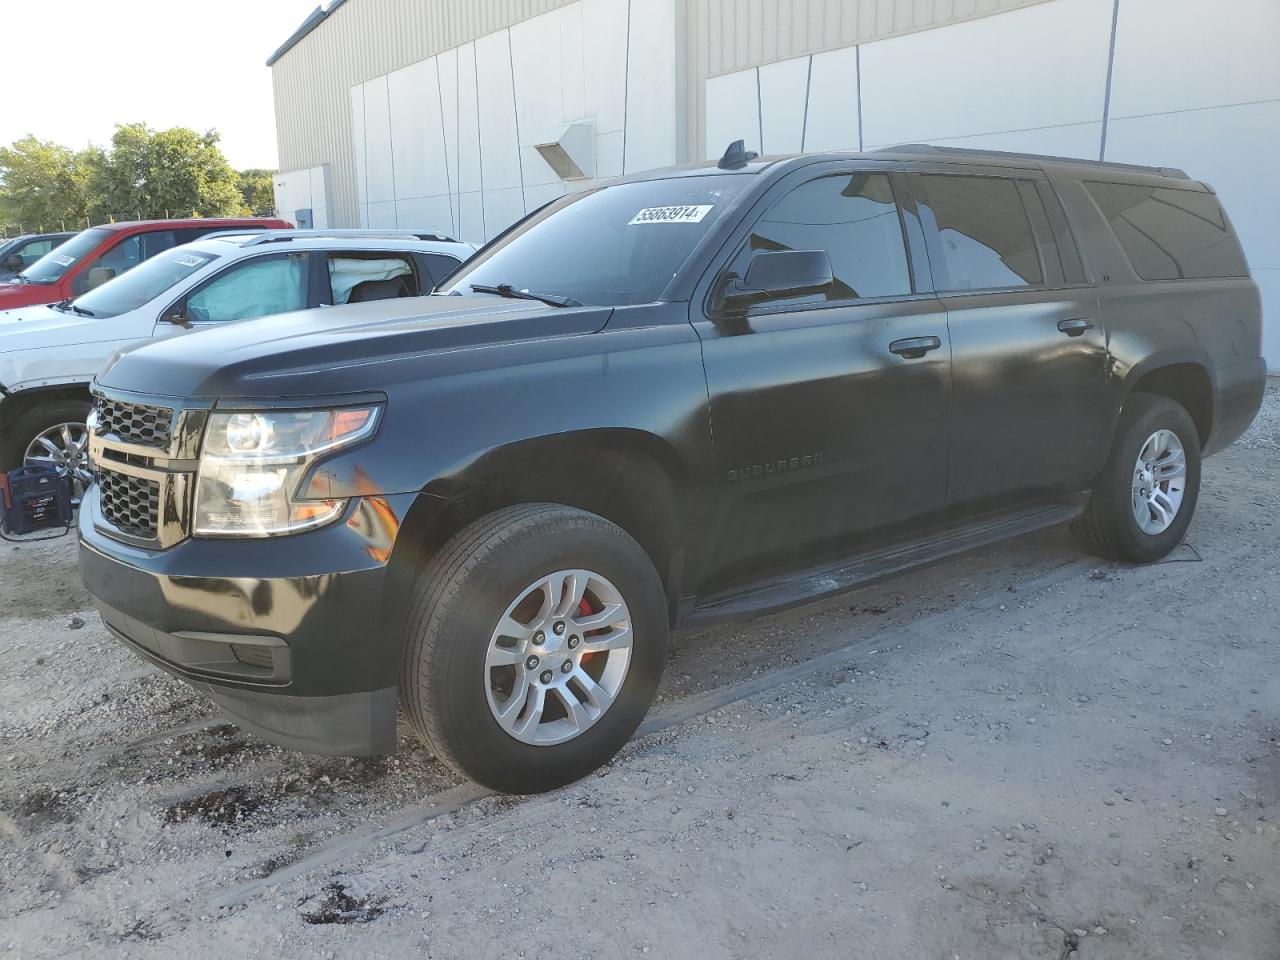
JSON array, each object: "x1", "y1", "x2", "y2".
[{"x1": 0, "y1": 218, "x2": 290, "y2": 310}]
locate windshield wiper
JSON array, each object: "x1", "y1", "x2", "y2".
[
  {"x1": 470, "y1": 283, "x2": 582, "y2": 308},
  {"x1": 69, "y1": 303, "x2": 96, "y2": 317}
]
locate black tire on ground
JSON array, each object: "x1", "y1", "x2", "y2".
[
  {"x1": 0, "y1": 398, "x2": 92, "y2": 473},
  {"x1": 1071, "y1": 392, "x2": 1202, "y2": 563},
  {"x1": 400, "y1": 503, "x2": 669, "y2": 793}
]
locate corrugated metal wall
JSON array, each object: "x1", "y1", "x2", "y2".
[
  {"x1": 272, "y1": 0, "x2": 580, "y2": 228},
  {"x1": 272, "y1": 0, "x2": 1052, "y2": 226}
]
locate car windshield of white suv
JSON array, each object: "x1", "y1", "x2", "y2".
[
  {"x1": 18, "y1": 228, "x2": 114, "y2": 284},
  {"x1": 440, "y1": 175, "x2": 752, "y2": 307},
  {"x1": 61, "y1": 248, "x2": 221, "y2": 318}
]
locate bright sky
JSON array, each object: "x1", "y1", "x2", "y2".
[{"x1": 2, "y1": 0, "x2": 320, "y2": 170}]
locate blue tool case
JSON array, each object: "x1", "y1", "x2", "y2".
[{"x1": 1, "y1": 466, "x2": 74, "y2": 535}]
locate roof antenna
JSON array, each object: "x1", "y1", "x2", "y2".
[{"x1": 717, "y1": 139, "x2": 758, "y2": 170}]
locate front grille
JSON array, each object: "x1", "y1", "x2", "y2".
[
  {"x1": 95, "y1": 397, "x2": 174, "y2": 448},
  {"x1": 98, "y1": 469, "x2": 160, "y2": 540}
]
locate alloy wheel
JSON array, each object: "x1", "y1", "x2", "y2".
[
  {"x1": 24, "y1": 421, "x2": 93, "y2": 494},
  {"x1": 1131, "y1": 428, "x2": 1186, "y2": 535},
  {"x1": 484, "y1": 568, "x2": 633, "y2": 746}
]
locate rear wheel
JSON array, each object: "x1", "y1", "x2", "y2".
[
  {"x1": 1072, "y1": 393, "x2": 1201, "y2": 562},
  {"x1": 400, "y1": 503, "x2": 668, "y2": 793}
]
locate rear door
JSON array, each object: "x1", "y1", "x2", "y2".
[
  {"x1": 693, "y1": 163, "x2": 951, "y2": 589},
  {"x1": 909, "y1": 169, "x2": 1107, "y2": 506}
]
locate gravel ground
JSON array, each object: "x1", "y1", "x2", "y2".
[{"x1": 2, "y1": 379, "x2": 1277, "y2": 959}]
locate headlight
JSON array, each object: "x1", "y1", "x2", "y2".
[{"x1": 193, "y1": 406, "x2": 380, "y2": 537}]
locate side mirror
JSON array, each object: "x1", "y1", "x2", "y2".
[
  {"x1": 164, "y1": 303, "x2": 192, "y2": 329},
  {"x1": 722, "y1": 250, "x2": 834, "y2": 308},
  {"x1": 85, "y1": 266, "x2": 117, "y2": 290}
]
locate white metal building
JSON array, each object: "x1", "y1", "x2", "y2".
[{"x1": 269, "y1": 0, "x2": 1280, "y2": 368}]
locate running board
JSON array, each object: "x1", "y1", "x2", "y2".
[{"x1": 683, "y1": 501, "x2": 1084, "y2": 626}]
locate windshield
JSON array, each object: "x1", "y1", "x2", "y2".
[
  {"x1": 20, "y1": 228, "x2": 113, "y2": 284},
  {"x1": 69, "y1": 247, "x2": 221, "y2": 318},
  {"x1": 441, "y1": 175, "x2": 751, "y2": 306}
]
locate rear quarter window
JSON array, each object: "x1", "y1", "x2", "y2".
[{"x1": 1085, "y1": 181, "x2": 1248, "y2": 280}]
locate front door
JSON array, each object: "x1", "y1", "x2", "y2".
[
  {"x1": 693, "y1": 167, "x2": 951, "y2": 591},
  {"x1": 910, "y1": 171, "x2": 1108, "y2": 507}
]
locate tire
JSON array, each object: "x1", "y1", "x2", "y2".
[
  {"x1": 0, "y1": 398, "x2": 93, "y2": 489},
  {"x1": 1072, "y1": 393, "x2": 1201, "y2": 563},
  {"x1": 400, "y1": 503, "x2": 668, "y2": 793}
]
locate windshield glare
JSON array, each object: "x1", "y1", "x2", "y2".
[
  {"x1": 20, "y1": 228, "x2": 112, "y2": 284},
  {"x1": 442, "y1": 175, "x2": 751, "y2": 306},
  {"x1": 70, "y1": 247, "x2": 220, "y2": 318}
]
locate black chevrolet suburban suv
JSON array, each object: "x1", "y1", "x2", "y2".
[{"x1": 79, "y1": 144, "x2": 1265, "y2": 793}]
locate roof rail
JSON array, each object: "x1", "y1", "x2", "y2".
[
  {"x1": 238, "y1": 228, "x2": 458, "y2": 246},
  {"x1": 881, "y1": 143, "x2": 1190, "y2": 179}
]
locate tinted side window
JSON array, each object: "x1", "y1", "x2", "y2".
[
  {"x1": 918, "y1": 175, "x2": 1043, "y2": 291},
  {"x1": 20, "y1": 238, "x2": 56, "y2": 261},
  {"x1": 422, "y1": 253, "x2": 463, "y2": 286},
  {"x1": 729, "y1": 172, "x2": 912, "y2": 306},
  {"x1": 1035, "y1": 181, "x2": 1086, "y2": 284},
  {"x1": 185, "y1": 254, "x2": 309, "y2": 323},
  {"x1": 1085, "y1": 181, "x2": 1247, "y2": 280}
]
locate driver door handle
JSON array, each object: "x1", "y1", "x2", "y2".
[
  {"x1": 1057, "y1": 317, "x2": 1095, "y2": 336},
  {"x1": 889, "y1": 335, "x2": 942, "y2": 359}
]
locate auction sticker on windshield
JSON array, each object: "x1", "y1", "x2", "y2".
[
  {"x1": 628, "y1": 205, "x2": 713, "y2": 225},
  {"x1": 174, "y1": 254, "x2": 207, "y2": 268},
  {"x1": 54, "y1": 255, "x2": 76, "y2": 266}
]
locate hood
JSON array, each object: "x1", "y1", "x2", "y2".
[
  {"x1": 0, "y1": 304, "x2": 130, "y2": 356},
  {"x1": 0, "y1": 281, "x2": 56, "y2": 310},
  {"x1": 97, "y1": 294, "x2": 613, "y2": 399}
]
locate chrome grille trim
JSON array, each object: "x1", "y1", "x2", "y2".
[
  {"x1": 94, "y1": 397, "x2": 174, "y2": 449},
  {"x1": 98, "y1": 469, "x2": 160, "y2": 540},
  {"x1": 88, "y1": 388, "x2": 209, "y2": 549}
]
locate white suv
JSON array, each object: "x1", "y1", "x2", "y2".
[{"x1": 0, "y1": 230, "x2": 475, "y2": 488}]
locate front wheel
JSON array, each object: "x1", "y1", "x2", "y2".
[
  {"x1": 1072, "y1": 393, "x2": 1202, "y2": 563},
  {"x1": 0, "y1": 398, "x2": 93, "y2": 495},
  {"x1": 400, "y1": 503, "x2": 668, "y2": 793}
]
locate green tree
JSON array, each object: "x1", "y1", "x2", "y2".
[
  {"x1": 237, "y1": 168, "x2": 277, "y2": 216},
  {"x1": 0, "y1": 136, "x2": 94, "y2": 231},
  {"x1": 88, "y1": 123, "x2": 244, "y2": 221}
]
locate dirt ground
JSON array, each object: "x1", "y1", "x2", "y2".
[{"x1": 2, "y1": 379, "x2": 1278, "y2": 960}]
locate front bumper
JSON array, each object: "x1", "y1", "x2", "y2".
[{"x1": 78, "y1": 486, "x2": 421, "y2": 756}]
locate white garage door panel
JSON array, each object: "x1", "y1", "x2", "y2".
[
  {"x1": 363, "y1": 76, "x2": 396, "y2": 204},
  {"x1": 476, "y1": 31, "x2": 523, "y2": 196},
  {"x1": 388, "y1": 60, "x2": 444, "y2": 203},
  {"x1": 759, "y1": 58, "x2": 809, "y2": 155},
  {"x1": 457, "y1": 191, "x2": 485, "y2": 244},
  {"x1": 396, "y1": 196, "x2": 455, "y2": 236},
  {"x1": 366, "y1": 200, "x2": 398, "y2": 229},
  {"x1": 455, "y1": 43, "x2": 483, "y2": 198},
  {"x1": 706, "y1": 68, "x2": 760, "y2": 159},
  {"x1": 581, "y1": 0, "x2": 629, "y2": 135},
  {"x1": 803, "y1": 47, "x2": 860, "y2": 152},
  {"x1": 596, "y1": 130, "x2": 624, "y2": 180},
  {"x1": 623, "y1": 0, "x2": 678, "y2": 173},
  {"x1": 510, "y1": 10, "x2": 565, "y2": 154},
  {"x1": 860, "y1": 0, "x2": 1113, "y2": 146},
  {"x1": 909, "y1": 122, "x2": 1103, "y2": 161},
  {"x1": 1109, "y1": 0, "x2": 1280, "y2": 118},
  {"x1": 483, "y1": 187, "x2": 528, "y2": 242}
]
